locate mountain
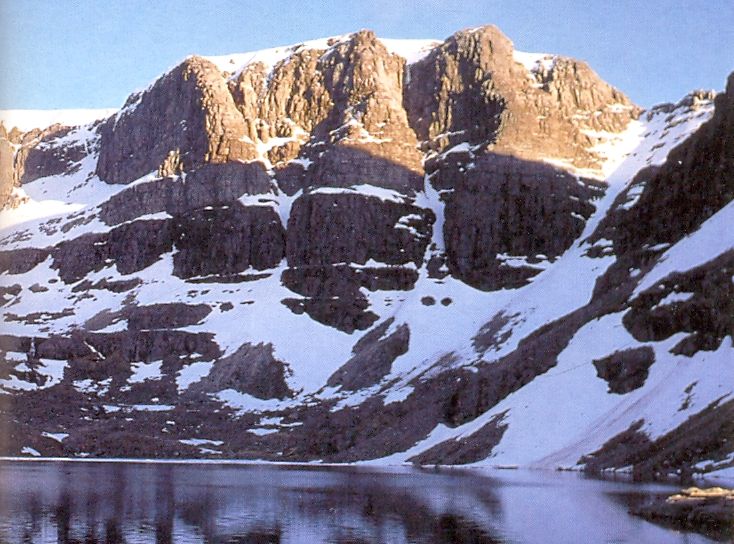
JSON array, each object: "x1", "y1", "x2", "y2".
[{"x1": 0, "y1": 26, "x2": 731, "y2": 480}]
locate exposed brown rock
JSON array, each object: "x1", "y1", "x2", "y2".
[
  {"x1": 580, "y1": 420, "x2": 654, "y2": 474},
  {"x1": 0, "y1": 248, "x2": 51, "y2": 275},
  {"x1": 126, "y1": 303, "x2": 211, "y2": 330},
  {"x1": 52, "y1": 204, "x2": 285, "y2": 283},
  {"x1": 19, "y1": 124, "x2": 94, "y2": 184},
  {"x1": 51, "y1": 220, "x2": 175, "y2": 283},
  {"x1": 229, "y1": 31, "x2": 425, "y2": 191},
  {"x1": 0, "y1": 136, "x2": 15, "y2": 207},
  {"x1": 282, "y1": 190, "x2": 431, "y2": 330},
  {"x1": 405, "y1": 25, "x2": 638, "y2": 168},
  {"x1": 286, "y1": 192, "x2": 433, "y2": 266},
  {"x1": 96, "y1": 56, "x2": 256, "y2": 185}
]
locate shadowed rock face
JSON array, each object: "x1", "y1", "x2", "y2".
[
  {"x1": 51, "y1": 202, "x2": 286, "y2": 283},
  {"x1": 581, "y1": 400, "x2": 734, "y2": 483},
  {"x1": 283, "y1": 189, "x2": 432, "y2": 329},
  {"x1": 172, "y1": 203, "x2": 286, "y2": 278},
  {"x1": 51, "y1": 220, "x2": 176, "y2": 283},
  {"x1": 595, "y1": 77, "x2": 734, "y2": 259},
  {"x1": 400, "y1": 25, "x2": 634, "y2": 291},
  {"x1": 29, "y1": 329, "x2": 221, "y2": 364},
  {"x1": 96, "y1": 56, "x2": 256, "y2": 185},
  {"x1": 0, "y1": 248, "x2": 50, "y2": 275},
  {"x1": 99, "y1": 162, "x2": 273, "y2": 225},
  {"x1": 286, "y1": 192, "x2": 433, "y2": 267},
  {"x1": 441, "y1": 154, "x2": 604, "y2": 290},
  {"x1": 83, "y1": 303, "x2": 211, "y2": 332},
  {"x1": 20, "y1": 125, "x2": 96, "y2": 184},
  {"x1": 407, "y1": 413, "x2": 508, "y2": 465},
  {"x1": 623, "y1": 250, "x2": 734, "y2": 356},
  {"x1": 307, "y1": 144, "x2": 424, "y2": 193}
]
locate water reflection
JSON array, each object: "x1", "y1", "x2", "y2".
[{"x1": 0, "y1": 462, "x2": 714, "y2": 543}]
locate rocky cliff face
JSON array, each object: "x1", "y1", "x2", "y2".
[
  {"x1": 405, "y1": 26, "x2": 638, "y2": 166},
  {"x1": 96, "y1": 56, "x2": 256, "y2": 185},
  {"x1": 1, "y1": 26, "x2": 732, "y2": 482},
  {"x1": 0, "y1": 134, "x2": 14, "y2": 207}
]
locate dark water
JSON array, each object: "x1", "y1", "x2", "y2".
[{"x1": 0, "y1": 461, "x2": 714, "y2": 543}]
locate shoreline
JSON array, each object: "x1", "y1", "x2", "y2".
[{"x1": 1, "y1": 455, "x2": 732, "y2": 487}]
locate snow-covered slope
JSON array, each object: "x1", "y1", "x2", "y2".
[
  {"x1": 0, "y1": 27, "x2": 731, "y2": 481},
  {"x1": 204, "y1": 35, "x2": 440, "y2": 75},
  {"x1": 0, "y1": 109, "x2": 117, "y2": 132}
]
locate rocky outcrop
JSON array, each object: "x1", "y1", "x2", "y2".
[
  {"x1": 283, "y1": 192, "x2": 432, "y2": 330},
  {"x1": 281, "y1": 264, "x2": 381, "y2": 332},
  {"x1": 327, "y1": 321, "x2": 410, "y2": 390},
  {"x1": 231, "y1": 30, "x2": 425, "y2": 192},
  {"x1": 172, "y1": 203, "x2": 285, "y2": 278},
  {"x1": 597, "y1": 75, "x2": 733, "y2": 258},
  {"x1": 304, "y1": 31, "x2": 424, "y2": 190},
  {"x1": 0, "y1": 135, "x2": 15, "y2": 207},
  {"x1": 84, "y1": 303, "x2": 208, "y2": 332},
  {"x1": 623, "y1": 251, "x2": 734, "y2": 356},
  {"x1": 96, "y1": 56, "x2": 256, "y2": 185},
  {"x1": 402, "y1": 25, "x2": 634, "y2": 290},
  {"x1": 52, "y1": 204, "x2": 285, "y2": 283},
  {"x1": 230, "y1": 48, "x2": 329, "y2": 140},
  {"x1": 20, "y1": 124, "x2": 97, "y2": 184},
  {"x1": 29, "y1": 329, "x2": 221, "y2": 363},
  {"x1": 592, "y1": 347, "x2": 655, "y2": 394},
  {"x1": 0, "y1": 248, "x2": 51, "y2": 275},
  {"x1": 286, "y1": 192, "x2": 433, "y2": 267},
  {"x1": 51, "y1": 220, "x2": 175, "y2": 283},
  {"x1": 581, "y1": 399, "x2": 734, "y2": 481},
  {"x1": 99, "y1": 162, "x2": 272, "y2": 225},
  {"x1": 405, "y1": 26, "x2": 638, "y2": 167},
  {"x1": 631, "y1": 487, "x2": 734, "y2": 542},
  {"x1": 407, "y1": 413, "x2": 507, "y2": 465},
  {"x1": 188, "y1": 343, "x2": 292, "y2": 400}
]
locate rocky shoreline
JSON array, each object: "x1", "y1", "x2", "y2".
[{"x1": 630, "y1": 487, "x2": 734, "y2": 542}]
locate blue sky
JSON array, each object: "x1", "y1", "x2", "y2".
[{"x1": 1, "y1": 0, "x2": 732, "y2": 109}]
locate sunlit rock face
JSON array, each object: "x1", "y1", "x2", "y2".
[
  {"x1": 96, "y1": 56, "x2": 257, "y2": 185},
  {"x1": 0, "y1": 26, "x2": 732, "y2": 481}
]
